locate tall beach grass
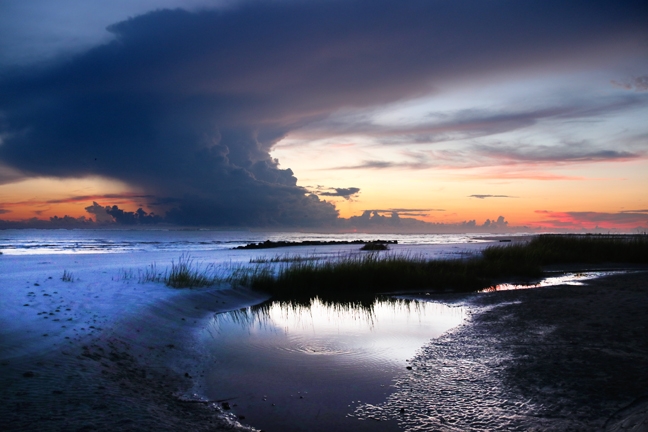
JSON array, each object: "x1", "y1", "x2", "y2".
[
  {"x1": 129, "y1": 234, "x2": 648, "y2": 295},
  {"x1": 131, "y1": 254, "x2": 234, "y2": 288},
  {"x1": 236, "y1": 234, "x2": 648, "y2": 299},
  {"x1": 482, "y1": 234, "x2": 648, "y2": 265}
]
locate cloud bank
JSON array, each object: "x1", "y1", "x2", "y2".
[{"x1": 1, "y1": 0, "x2": 646, "y2": 227}]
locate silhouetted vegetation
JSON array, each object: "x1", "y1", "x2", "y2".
[
  {"x1": 483, "y1": 234, "x2": 648, "y2": 265},
  {"x1": 236, "y1": 234, "x2": 648, "y2": 299},
  {"x1": 133, "y1": 235, "x2": 648, "y2": 295},
  {"x1": 239, "y1": 252, "x2": 540, "y2": 300}
]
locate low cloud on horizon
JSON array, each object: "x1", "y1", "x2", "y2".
[{"x1": 0, "y1": 200, "x2": 525, "y2": 233}]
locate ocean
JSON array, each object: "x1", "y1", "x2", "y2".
[{"x1": 0, "y1": 228, "x2": 512, "y2": 256}]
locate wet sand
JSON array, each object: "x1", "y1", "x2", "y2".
[
  {"x1": 358, "y1": 268, "x2": 648, "y2": 431},
  {"x1": 2, "y1": 268, "x2": 647, "y2": 431}
]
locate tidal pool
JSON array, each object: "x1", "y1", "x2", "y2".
[
  {"x1": 198, "y1": 297, "x2": 465, "y2": 432},
  {"x1": 481, "y1": 270, "x2": 626, "y2": 292}
]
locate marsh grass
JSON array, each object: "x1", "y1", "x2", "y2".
[
  {"x1": 483, "y1": 234, "x2": 648, "y2": 265},
  {"x1": 234, "y1": 234, "x2": 648, "y2": 299},
  {"x1": 241, "y1": 252, "x2": 541, "y2": 299},
  {"x1": 123, "y1": 254, "x2": 232, "y2": 288},
  {"x1": 128, "y1": 234, "x2": 648, "y2": 295},
  {"x1": 165, "y1": 254, "x2": 219, "y2": 288}
]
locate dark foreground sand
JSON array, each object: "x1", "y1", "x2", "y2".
[
  {"x1": 2, "y1": 270, "x2": 647, "y2": 431},
  {"x1": 480, "y1": 269, "x2": 648, "y2": 431},
  {"x1": 358, "y1": 268, "x2": 648, "y2": 431}
]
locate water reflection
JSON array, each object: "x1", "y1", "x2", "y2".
[
  {"x1": 211, "y1": 296, "x2": 453, "y2": 333},
  {"x1": 482, "y1": 271, "x2": 626, "y2": 292},
  {"x1": 199, "y1": 297, "x2": 465, "y2": 432}
]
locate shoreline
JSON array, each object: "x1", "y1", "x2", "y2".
[{"x1": 2, "y1": 261, "x2": 647, "y2": 431}]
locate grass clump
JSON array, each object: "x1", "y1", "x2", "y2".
[
  {"x1": 165, "y1": 254, "x2": 218, "y2": 288},
  {"x1": 127, "y1": 254, "x2": 227, "y2": 288},
  {"x1": 61, "y1": 270, "x2": 74, "y2": 282}
]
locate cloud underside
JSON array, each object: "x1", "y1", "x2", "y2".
[{"x1": 0, "y1": 0, "x2": 646, "y2": 226}]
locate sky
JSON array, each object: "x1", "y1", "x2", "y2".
[{"x1": 0, "y1": 0, "x2": 647, "y2": 232}]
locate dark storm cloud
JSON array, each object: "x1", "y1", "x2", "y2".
[{"x1": 0, "y1": 0, "x2": 646, "y2": 226}]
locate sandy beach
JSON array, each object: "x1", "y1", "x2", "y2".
[{"x1": 1, "y1": 252, "x2": 647, "y2": 431}]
